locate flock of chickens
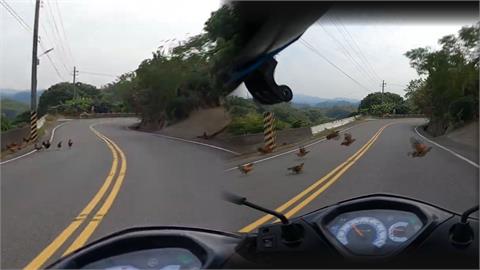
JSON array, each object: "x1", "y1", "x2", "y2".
[
  {"x1": 238, "y1": 129, "x2": 432, "y2": 175},
  {"x1": 36, "y1": 139, "x2": 73, "y2": 151},
  {"x1": 6, "y1": 137, "x2": 73, "y2": 153},
  {"x1": 238, "y1": 130, "x2": 358, "y2": 175}
]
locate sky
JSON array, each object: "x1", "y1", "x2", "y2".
[{"x1": 1, "y1": 0, "x2": 477, "y2": 100}]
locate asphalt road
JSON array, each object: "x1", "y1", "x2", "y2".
[{"x1": 1, "y1": 117, "x2": 478, "y2": 269}]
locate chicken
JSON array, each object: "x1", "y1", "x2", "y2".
[
  {"x1": 7, "y1": 143, "x2": 18, "y2": 153},
  {"x1": 42, "y1": 140, "x2": 51, "y2": 149},
  {"x1": 296, "y1": 146, "x2": 310, "y2": 157},
  {"x1": 341, "y1": 133, "x2": 356, "y2": 146},
  {"x1": 23, "y1": 137, "x2": 30, "y2": 143},
  {"x1": 408, "y1": 137, "x2": 432, "y2": 157},
  {"x1": 197, "y1": 132, "x2": 209, "y2": 139},
  {"x1": 326, "y1": 130, "x2": 340, "y2": 140},
  {"x1": 57, "y1": 141, "x2": 62, "y2": 149},
  {"x1": 34, "y1": 143, "x2": 43, "y2": 150},
  {"x1": 288, "y1": 163, "x2": 304, "y2": 174},
  {"x1": 238, "y1": 163, "x2": 254, "y2": 174},
  {"x1": 68, "y1": 139, "x2": 73, "y2": 149},
  {"x1": 257, "y1": 146, "x2": 272, "y2": 154}
]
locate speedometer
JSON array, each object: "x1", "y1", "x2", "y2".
[{"x1": 335, "y1": 217, "x2": 387, "y2": 248}]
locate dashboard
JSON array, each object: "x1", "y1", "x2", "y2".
[
  {"x1": 322, "y1": 209, "x2": 424, "y2": 256},
  {"x1": 47, "y1": 195, "x2": 478, "y2": 269},
  {"x1": 82, "y1": 248, "x2": 202, "y2": 270}
]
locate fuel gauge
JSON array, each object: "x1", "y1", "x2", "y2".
[{"x1": 388, "y1": 221, "x2": 410, "y2": 243}]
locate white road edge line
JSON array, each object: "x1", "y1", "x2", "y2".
[
  {"x1": 153, "y1": 134, "x2": 241, "y2": 156},
  {"x1": 0, "y1": 121, "x2": 71, "y2": 165},
  {"x1": 223, "y1": 123, "x2": 362, "y2": 172},
  {"x1": 415, "y1": 126, "x2": 479, "y2": 168}
]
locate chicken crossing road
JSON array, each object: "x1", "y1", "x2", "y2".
[{"x1": 1, "y1": 117, "x2": 478, "y2": 269}]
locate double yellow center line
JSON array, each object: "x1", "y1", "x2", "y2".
[
  {"x1": 24, "y1": 124, "x2": 127, "y2": 270},
  {"x1": 239, "y1": 123, "x2": 393, "y2": 233}
]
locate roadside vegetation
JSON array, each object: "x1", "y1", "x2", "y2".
[
  {"x1": 1, "y1": 98, "x2": 30, "y2": 131},
  {"x1": 403, "y1": 23, "x2": 479, "y2": 136},
  {"x1": 358, "y1": 92, "x2": 410, "y2": 116},
  {"x1": 225, "y1": 96, "x2": 356, "y2": 135},
  {"x1": 33, "y1": 4, "x2": 477, "y2": 139}
]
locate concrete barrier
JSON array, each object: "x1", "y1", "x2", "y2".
[
  {"x1": 78, "y1": 112, "x2": 139, "y2": 119},
  {"x1": 381, "y1": 114, "x2": 426, "y2": 118},
  {"x1": 311, "y1": 116, "x2": 358, "y2": 135},
  {"x1": 217, "y1": 127, "x2": 312, "y2": 153},
  {"x1": 1, "y1": 126, "x2": 30, "y2": 151}
]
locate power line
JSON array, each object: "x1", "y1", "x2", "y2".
[
  {"x1": 53, "y1": 0, "x2": 74, "y2": 64},
  {"x1": 78, "y1": 71, "x2": 119, "y2": 77},
  {"x1": 324, "y1": 16, "x2": 379, "y2": 87},
  {"x1": 299, "y1": 38, "x2": 371, "y2": 93},
  {"x1": 317, "y1": 21, "x2": 377, "y2": 90},
  {"x1": 43, "y1": 0, "x2": 72, "y2": 69},
  {"x1": 389, "y1": 83, "x2": 407, "y2": 87},
  {"x1": 1, "y1": 0, "x2": 66, "y2": 81},
  {"x1": 0, "y1": 0, "x2": 32, "y2": 32},
  {"x1": 332, "y1": 14, "x2": 382, "y2": 82},
  {"x1": 44, "y1": 52, "x2": 64, "y2": 80}
]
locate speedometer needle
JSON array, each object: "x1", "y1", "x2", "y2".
[{"x1": 352, "y1": 224, "x2": 364, "y2": 237}]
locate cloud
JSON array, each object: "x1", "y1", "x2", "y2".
[{"x1": 1, "y1": 0, "x2": 476, "y2": 103}]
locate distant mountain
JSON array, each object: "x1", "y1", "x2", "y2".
[
  {"x1": 291, "y1": 94, "x2": 329, "y2": 105},
  {"x1": 315, "y1": 100, "x2": 359, "y2": 109},
  {"x1": 0, "y1": 89, "x2": 44, "y2": 104},
  {"x1": 291, "y1": 94, "x2": 359, "y2": 108},
  {"x1": 1, "y1": 98, "x2": 29, "y2": 119}
]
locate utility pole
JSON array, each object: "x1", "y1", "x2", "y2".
[
  {"x1": 381, "y1": 80, "x2": 386, "y2": 105},
  {"x1": 29, "y1": 0, "x2": 41, "y2": 142},
  {"x1": 72, "y1": 66, "x2": 79, "y2": 99}
]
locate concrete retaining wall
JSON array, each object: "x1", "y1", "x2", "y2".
[
  {"x1": 311, "y1": 116, "x2": 358, "y2": 135},
  {"x1": 1, "y1": 127, "x2": 30, "y2": 151},
  {"x1": 217, "y1": 127, "x2": 312, "y2": 153},
  {"x1": 381, "y1": 114, "x2": 426, "y2": 118},
  {"x1": 78, "y1": 112, "x2": 139, "y2": 118}
]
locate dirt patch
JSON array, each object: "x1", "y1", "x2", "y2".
[
  {"x1": 157, "y1": 107, "x2": 231, "y2": 139},
  {"x1": 445, "y1": 121, "x2": 478, "y2": 149}
]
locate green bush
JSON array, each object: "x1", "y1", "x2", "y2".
[
  {"x1": 228, "y1": 113, "x2": 264, "y2": 135},
  {"x1": 449, "y1": 96, "x2": 476, "y2": 122},
  {"x1": 12, "y1": 111, "x2": 30, "y2": 127},
  {"x1": 1, "y1": 117, "x2": 12, "y2": 131}
]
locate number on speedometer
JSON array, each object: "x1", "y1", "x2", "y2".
[{"x1": 335, "y1": 217, "x2": 387, "y2": 248}]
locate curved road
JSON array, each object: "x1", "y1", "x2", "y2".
[{"x1": 1, "y1": 117, "x2": 478, "y2": 268}]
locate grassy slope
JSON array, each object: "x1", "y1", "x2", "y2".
[{"x1": 1, "y1": 98, "x2": 29, "y2": 119}]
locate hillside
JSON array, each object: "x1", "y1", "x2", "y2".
[
  {"x1": 1, "y1": 98, "x2": 29, "y2": 119},
  {"x1": 291, "y1": 94, "x2": 359, "y2": 108},
  {"x1": 0, "y1": 89, "x2": 44, "y2": 104}
]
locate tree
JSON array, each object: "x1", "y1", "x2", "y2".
[
  {"x1": 358, "y1": 92, "x2": 405, "y2": 115},
  {"x1": 38, "y1": 82, "x2": 99, "y2": 115},
  {"x1": 404, "y1": 23, "x2": 479, "y2": 135},
  {"x1": 1, "y1": 117, "x2": 12, "y2": 131},
  {"x1": 101, "y1": 72, "x2": 138, "y2": 113}
]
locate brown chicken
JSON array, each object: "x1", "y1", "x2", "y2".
[
  {"x1": 408, "y1": 137, "x2": 432, "y2": 157},
  {"x1": 257, "y1": 146, "x2": 272, "y2": 154},
  {"x1": 288, "y1": 163, "x2": 304, "y2": 174},
  {"x1": 296, "y1": 146, "x2": 310, "y2": 157},
  {"x1": 57, "y1": 141, "x2": 62, "y2": 149},
  {"x1": 238, "y1": 163, "x2": 254, "y2": 174},
  {"x1": 341, "y1": 133, "x2": 356, "y2": 146},
  {"x1": 34, "y1": 143, "x2": 43, "y2": 150},
  {"x1": 68, "y1": 139, "x2": 73, "y2": 149},
  {"x1": 23, "y1": 137, "x2": 30, "y2": 143},
  {"x1": 7, "y1": 143, "x2": 18, "y2": 153},
  {"x1": 42, "y1": 140, "x2": 51, "y2": 149},
  {"x1": 326, "y1": 130, "x2": 340, "y2": 140}
]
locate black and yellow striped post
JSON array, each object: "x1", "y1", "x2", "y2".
[
  {"x1": 263, "y1": 111, "x2": 276, "y2": 151},
  {"x1": 30, "y1": 111, "x2": 38, "y2": 142}
]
